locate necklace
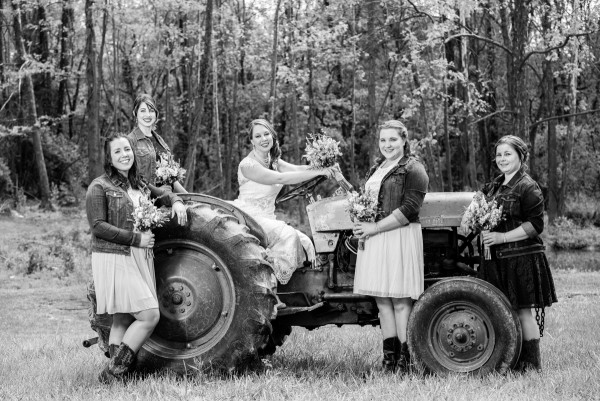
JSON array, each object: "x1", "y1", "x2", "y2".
[{"x1": 253, "y1": 150, "x2": 270, "y2": 167}]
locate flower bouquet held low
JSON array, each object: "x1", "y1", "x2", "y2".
[
  {"x1": 155, "y1": 155, "x2": 186, "y2": 186},
  {"x1": 133, "y1": 195, "x2": 170, "y2": 232},
  {"x1": 303, "y1": 132, "x2": 352, "y2": 192},
  {"x1": 346, "y1": 188, "x2": 380, "y2": 250},
  {"x1": 461, "y1": 191, "x2": 504, "y2": 260}
]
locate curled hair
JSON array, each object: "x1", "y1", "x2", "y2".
[
  {"x1": 378, "y1": 120, "x2": 411, "y2": 156},
  {"x1": 103, "y1": 132, "x2": 142, "y2": 189},
  {"x1": 247, "y1": 119, "x2": 282, "y2": 169},
  {"x1": 495, "y1": 135, "x2": 529, "y2": 171},
  {"x1": 132, "y1": 93, "x2": 159, "y2": 123}
]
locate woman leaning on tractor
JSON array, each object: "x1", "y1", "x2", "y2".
[
  {"x1": 477, "y1": 135, "x2": 557, "y2": 372},
  {"x1": 352, "y1": 120, "x2": 429, "y2": 373},
  {"x1": 86, "y1": 133, "x2": 186, "y2": 383}
]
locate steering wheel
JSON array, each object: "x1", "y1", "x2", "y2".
[{"x1": 275, "y1": 176, "x2": 326, "y2": 205}]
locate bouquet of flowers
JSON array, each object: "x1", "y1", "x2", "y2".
[
  {"x1": 346, "y1": 188, "x2": 380, "y2": 250},
  {"x1": 132, "y1": 195, "x2": 170, "y2": 232},
  {"x1": 461, "y1": 191, "x2": 504, "y2": 260},
  {"x1": 303, "y1": 132, "x2": 342, "y2": 169},
  {"x1": 155, "y1": 155, "x2": 186, "y2": 186}
]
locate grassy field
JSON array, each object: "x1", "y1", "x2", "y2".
[{"x1": 1, "y1": 212, "x2": 600, "y2": 400}]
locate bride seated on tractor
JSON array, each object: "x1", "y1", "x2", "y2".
[{"x1": 229, "y1": 119, "x2": 339, "y2": 284}]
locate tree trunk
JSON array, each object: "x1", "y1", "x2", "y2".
[
  {"x1": 542, "y1": 2, "x2": 558, "y2": 223},
  {"x1": 459, "y1": 8, "x2": 477, "y2": 190},
  {"x1": 85, "y1": 0, "x2": 103, "y2": 182},
  {"x1": 558, "y1": 2, "x2": 579, "y2": 216},
  {"x1": 268, "y1": 0, "x2": 283, "y2": 122},
  {"x1": 212, "y1": 28, "x2": 223, "y2": 185},
  {"x1": 32, "y1": 4, "x2": 53, "y2": 117},
  {"x1": 184, "y1": 0, "x2": 214, "y2": 191},
  {"x1": 12, "y1": 0, "x2": 53, "y2": 210},
  {"x1": 366, "y1": 0, "x2": 378, "y2": 164},
  {"x1": 500, "y1": 0, "x2": 529, "y2": 138},
  {"x1": 442, "y1": 77, "x2": 453, "y2": 191},
  {"x1": 57, "y1": 0, "x2": 74, "y2": 136},
  {"x1": 112, "y1": 1, "x2": 119, "y2": 132}
]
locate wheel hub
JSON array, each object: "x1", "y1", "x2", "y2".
[
  {"x1": 144, "y1": 240, "x2": 236, "y2": 359},
  {"x1": 429, "y1": 302, "x2": 495, "y2": 372}
]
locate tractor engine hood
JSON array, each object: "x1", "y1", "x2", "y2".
[{"x1": 307, "y1": 192, "x2": 475, "y2": 233}]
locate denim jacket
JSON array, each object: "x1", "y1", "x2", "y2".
[
  {"x1": 127, "y1": 127, "x2": 171, "y2": 185},
  {"x1": 85, "y1": 171, "x2": 182, "y2": 255},
  {"x1": 482, "y1": 168, "x2": 545, "y2": 257},
  {"x1": 365, "y1": 155, "x2": 429, "y2": 225}
]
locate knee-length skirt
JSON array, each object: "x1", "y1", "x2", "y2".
[
  {"x1": 354, "y1": 223, "x2": 424, "y2": 300},
  {"x1": 92, "y1": 247, "x2": 158, "y2": 314}
]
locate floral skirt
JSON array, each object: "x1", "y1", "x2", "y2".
[{"x1": 92, "y1": 248, "x2": 158, "y2": 314}]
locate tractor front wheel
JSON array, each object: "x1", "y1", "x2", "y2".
[{"x1": 408, "y1": 277, "x2": 521, "y2": 375}]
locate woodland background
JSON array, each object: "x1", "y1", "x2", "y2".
[{"x1": 0, "y1": 0, "x2": 599, "y2": 224}]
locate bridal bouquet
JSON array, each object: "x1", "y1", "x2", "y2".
[
  {"x1": 461, "y1": 191, "x2": 504, "y2": 260},
  {"x1": 346, "y1": 188, "x2": 380, "y2": 250},
  {"x1": 155, "y1": 155, "x2": 186, "y2": 186},
  {"x1": 303, "y1": 132, "x2": 342, "y2": 169},
  {"x1": 133, "y1": 195, "x2": 170, "y2": 232}
]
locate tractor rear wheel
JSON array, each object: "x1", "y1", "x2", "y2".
[
  {"x1": 408, "y1": 277, "x2": 521, "y2": 375},
  {"x1": 136, "y1": 202, "x2": 277, "y2": 374}
]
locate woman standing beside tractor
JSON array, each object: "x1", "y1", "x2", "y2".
[
  {"x1": 477, "y1": 135, "x2": 557, "y2": 372},
  {"x1": 352, "y1": 120, "x2": 429, "y2": 373}
]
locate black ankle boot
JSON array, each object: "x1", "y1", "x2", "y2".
[
  {"x1": 395, "y1": 341, "x2": 410, "y2": 373},
  {"x1": 382, "y1": 338, "x2": 397, "y2": 372},
  {"x1": 99, "y1": 342, "x2": 136, "y2": 384},
  {"x1": 515, "y1": 339, "x2": 542, "y2": 373}
]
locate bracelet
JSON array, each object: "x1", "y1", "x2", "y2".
[
  {"x1": 503, "y1": 233, "x2": 507, "y2": 243},
  {"x1": 375, "y1": 222, "x2": 380, "y2": 233}
]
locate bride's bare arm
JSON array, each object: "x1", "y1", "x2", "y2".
[
  {"x1": 241, "y1": 160, "x2": 330, "y2": 185},
  {"x1": 277, "y1": 159, "x2": 310, "y2": 173}
]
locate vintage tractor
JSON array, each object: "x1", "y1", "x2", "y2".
[{"x1": 85, "y1": 177, "x2": 521, "y2": 376}]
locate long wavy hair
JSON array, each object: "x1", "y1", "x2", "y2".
[
  {"x1": 375, "y1": 120, "x2": 411, "y2": 164},
  {"x1": 247, "y1": 119, "x2": 282, "y2": 169},
  {"x1": 494, "y1": 135, "x2": 529, "y2": 171},
  {"x1": 103, "y1": 132, "x2": 142, "y2": 189},
  {"x1": 132, "y1": 93, "x2": 159, "y2": 129}
]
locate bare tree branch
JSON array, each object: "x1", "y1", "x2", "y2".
[
  {"x1": 445, "y1": 33, "x2": 513, "y2": 55},
  {"x1": 529, "y1": 109, "x2": 600, "y2": 128},
  {"x1": 469, "y1": 109, "x2": 517, "y2": 125},
  {"x1": 520, "y1": 31, "x2": 599, "y2": 68}
]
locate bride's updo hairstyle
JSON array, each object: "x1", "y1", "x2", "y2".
[
  {"x1": 494, "y1": 135, "x2": 529, "y2": 171},
  {"x1": 247, "y1": 119, "x2": 282, "y2": 169},
  {"x1": 378, "y1": 120, "x2": 411, "y2": 156}
]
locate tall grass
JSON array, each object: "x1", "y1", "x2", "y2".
[
  {"x1": 1, "y1": 272, "x2": 600, "y2": 400},
  {"x1": 1, "y1": 209, "x2": 600, "y2": 400}
]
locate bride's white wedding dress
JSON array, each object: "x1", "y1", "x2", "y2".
[{"x1": 229, "y1": 157, "x2": 316, "y2": 284}]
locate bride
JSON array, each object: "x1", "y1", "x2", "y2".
[{"x1": 230, "y1": 119, "x2": 335, "y2": 284}]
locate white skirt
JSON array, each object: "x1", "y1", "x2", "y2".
[
  {"x1": 92, "y1": 247, "x2": 158, "y2": 314},
  {"x1": 353, "y1": 223, "x2": 424, "y2": 299}
]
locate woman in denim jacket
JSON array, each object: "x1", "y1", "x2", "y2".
[
  {"x1": 352, "y1": 120, "x2": 429, "y2": 373},
  {"x1": 86, "y1": 133, "x2": 186, "y2": 383},
  {"x1": 127, "y1": 93, "x2": 188, "y2": 194},
  {"x1": 478, "y1": 135, "x2": 557, "y2": 372}
]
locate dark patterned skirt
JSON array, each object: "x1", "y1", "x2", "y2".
[
  {"x1": 478, "y1": 252, "x2": 557, "y2": 310},
  {"x1": 478, "y1": 251, "x2": 557, "y2": 336}
]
